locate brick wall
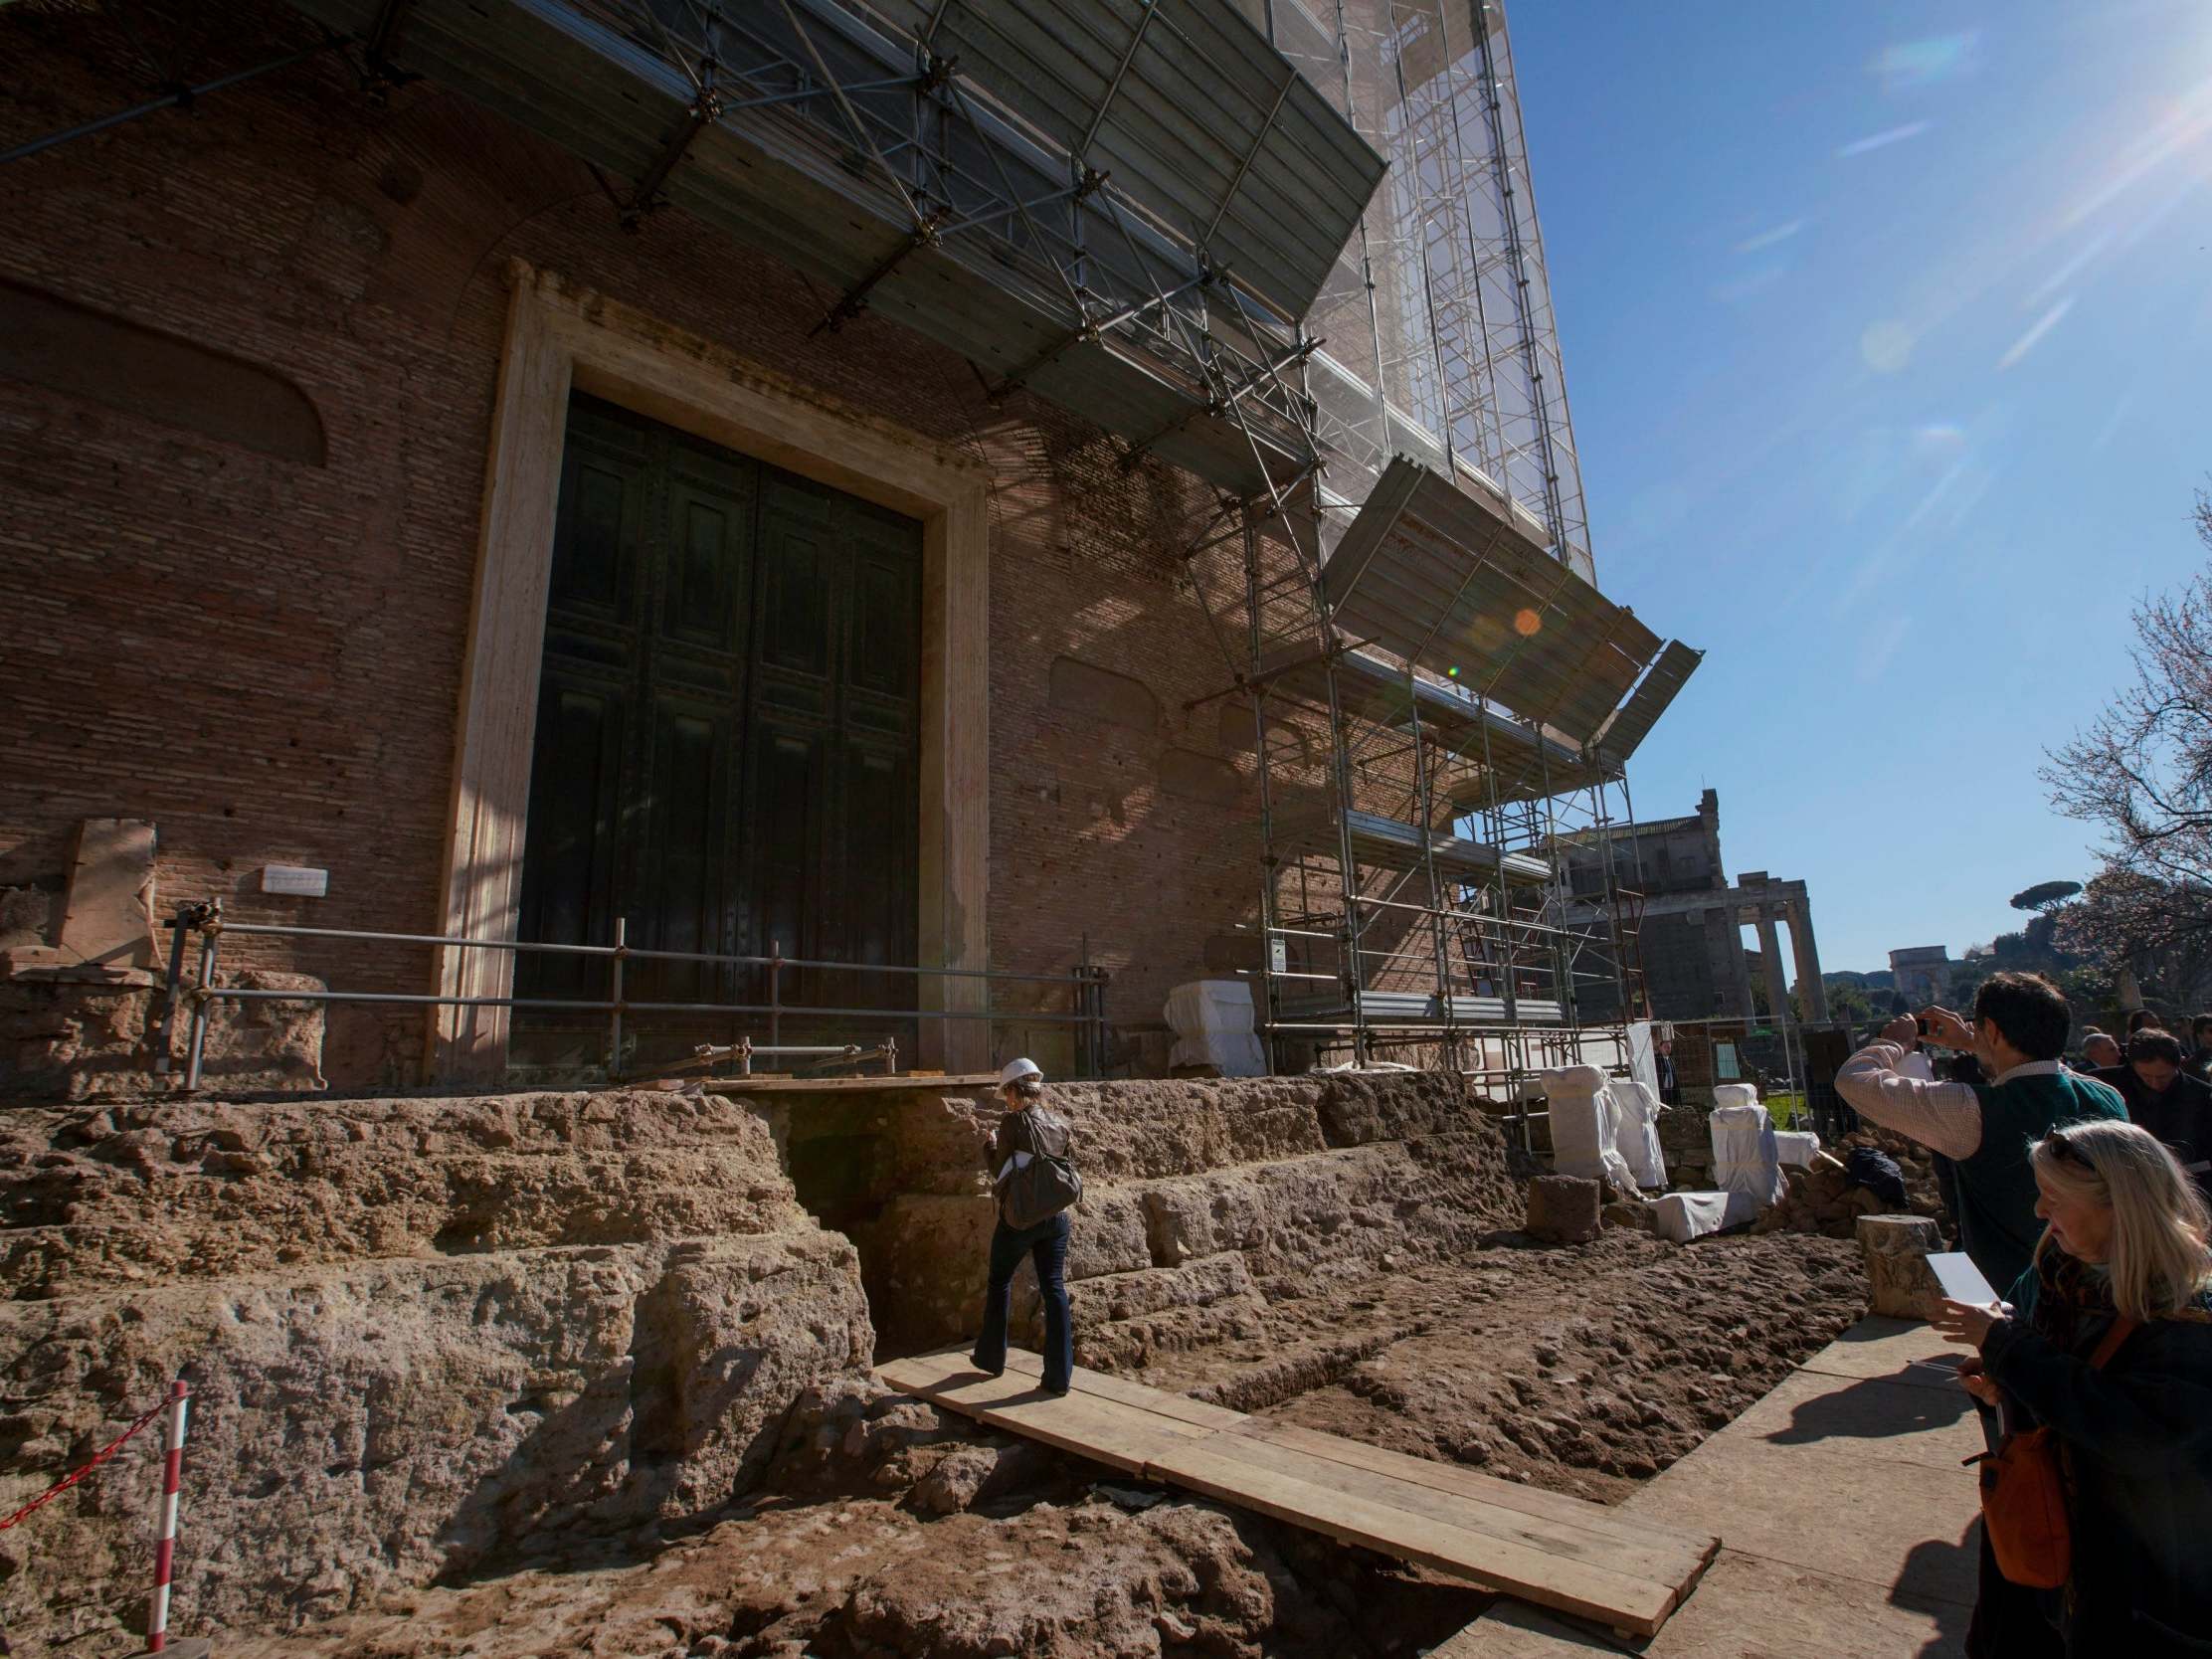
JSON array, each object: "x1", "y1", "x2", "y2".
[{"x1": 0, "y1": 4, "x2": 1286, "y2": 1090}]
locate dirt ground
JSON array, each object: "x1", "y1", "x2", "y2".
[
  {"x1": 228, "y1": 1227, "x2": 1867, "y2": 1659},
  {"x1": 1160, "y1": 1226, "x2": 1869, "y2": 1505}
]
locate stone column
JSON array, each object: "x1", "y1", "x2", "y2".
[
  {"x1": 1717, "y1": 905, "x2": 1755, "y2": 1017},
  {"x1": 1787, "y1": 899, "x2": 1829, "y2": 1021},
  {"x1": 1755, "y1": 910, "x2": 1791, "y2": 1021}
]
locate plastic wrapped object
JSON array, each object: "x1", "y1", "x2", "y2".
[
  {"x1": 1652, "y1": 1190, "x2": 1759, "y2": 1243},
  {"x1": 1608, "y1": 1078, "x2": 1668, "y2": 1190},
  {"x1": 1774, "y1": 1130, "x2": 1822, "y2": 1169},
  {"x1": 1543, "y1": 1065, "x2": 1642, "y2": 1196},
  {"x1": 1163, "y1": 980, "x2": 1267, "y2": 1077},
  {"x1": 1711, "y1": 1099, "x2": 1784, "y2": 1209}
]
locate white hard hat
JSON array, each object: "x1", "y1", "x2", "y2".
[{"x1": 999, "y1": 1056, "x2": 1042, "y2": 1087}]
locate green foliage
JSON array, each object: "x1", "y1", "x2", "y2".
[
  {"x1": 2011, "y1": 880, "x2": 2083, "y2": 913},
  {"x1": 1814, "y1": 976, "x2": 1879, "y2": 1024}
]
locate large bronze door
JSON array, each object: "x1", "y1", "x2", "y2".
[{"x1": 513, "y1": 393, "x2": 921, "y2": 1070}]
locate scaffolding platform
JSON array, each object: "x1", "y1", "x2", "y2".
[
  {"x1": 285, "y1": 0, "x2": 1384, "y2": 498},
  {"x1": 1278, "y1": 991, "x2": 1567, "y2": 1028},
  {"x1": 1275, "y1": 808, "x2": 1553, "y2": 885},
  {"x1": 880, "y1": 1348, "x2": 1717, "y2": 1637},
  {"x1": 1250, "y1": 643, "x2": 1582, "y2": 782},
  {"x1": 1323, "y1": 458, "x2": 1661, "y2": 744}
]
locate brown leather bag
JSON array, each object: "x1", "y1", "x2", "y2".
[{"x1": 1971, "y1": 1315, "x2": 2137, "y2": 1588}]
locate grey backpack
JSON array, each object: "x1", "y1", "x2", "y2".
[{"x1": 999, "y1": 1108, "x2": 1083, "y2": 1229}]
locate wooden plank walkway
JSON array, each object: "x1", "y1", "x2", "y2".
[{"x1": 876, "y1": 1349, "x2": 1720, "y2": 1638}]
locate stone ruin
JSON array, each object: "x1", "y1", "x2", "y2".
[{"x1": 0, "y1": 1070, "x2": 1525, "y2": 1650}]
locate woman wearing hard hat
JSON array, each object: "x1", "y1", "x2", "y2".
[{"x1": 969, "y1": 1057, "x2": 1080, "y2": 1395}]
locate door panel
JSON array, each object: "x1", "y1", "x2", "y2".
[
  {"x1": 514, "y1": 393, "x2": 922, "y2": 1071},
  {"x1": 516, "y1": 680, "x2": 627, "y2": 1002}
]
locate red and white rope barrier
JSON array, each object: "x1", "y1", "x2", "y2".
[
  {"x1": 145, "y1": 1380, "x2": 190, "y2": 1654},
  {"x1": 0, "y1": 1395, "x2": 167, "y2": 1534}
]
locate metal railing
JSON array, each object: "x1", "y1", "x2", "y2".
[{"x1": 156, "y1": 901, "x2": 1111, "y2": 1093}]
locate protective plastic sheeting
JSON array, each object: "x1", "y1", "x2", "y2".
[
  {"x1": 1543, "y1": 1064, "x2": 1640, "y2": 1196},
  {"x1": 1774, "y1": 1130, "x2": 1822, "y2": 1170},
  {"x1": 1652, "y1": 1190, "x2": 1759, "y2": 1244},
  {"x1": 1165, "y1": 979, "x2": 1267, "y2": 1077},
  {"x1": 1608, "y1": 1078, "x2": 1668, "y2": 1191},
  {"x1": 1711, "y1": 1098, "x2": 1783, "y2": 1210}
]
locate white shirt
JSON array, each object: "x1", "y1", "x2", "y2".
[{"x1": 1834, "y1": 1042, "x2": 2076, "y2": 1160}]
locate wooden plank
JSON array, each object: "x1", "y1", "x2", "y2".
[
  {"x1": 877, "y1": 1354, "x2": 1199, "y2": 1473},
  {"x1": 1189, "y1": 1432, "x2": 1702, "y2": 1604},
  {"x1": 999, "y1": 1351, "x2": 1252, "y2": 1432},
  {"x1": 1232, "y1": 1417, "x2": 1718, "y2": 1577},
  {"x1": 1145, "y1": 1439, "x2": 1678, "y2": 1637},
  {"x1": 880, "y1": 1349, "x2": 1705, "y2": 1638},
  {"x1": 1000, "y1": 1345, "x2": 1699, "y2": 1605}
]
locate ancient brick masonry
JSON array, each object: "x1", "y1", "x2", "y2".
[{"x1": 0, "y1": 1, "x2": 1314, "y2": 1091}]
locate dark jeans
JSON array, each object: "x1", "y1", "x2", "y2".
[{"x1": 972, "y1": 1209, "x2": 1072, "y2": 1391}]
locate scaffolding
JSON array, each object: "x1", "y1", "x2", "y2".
[
  {"x1": 1182, "y1": 454, "x2": 1699, "y2": 1080},
  {"x1": 16, "y1": 0, "x2": 1705, "y2": 1092}
]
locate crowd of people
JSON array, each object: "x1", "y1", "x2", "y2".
[{"x1": 1837, "y1": 973, "x2": 2212, "y2": 1657}]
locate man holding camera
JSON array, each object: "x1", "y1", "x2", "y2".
[{"x1": 1836, "y1": 971, "x2": 2127, "y2": 1295}]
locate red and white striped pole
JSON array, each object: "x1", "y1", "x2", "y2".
[{"x1": 145, "y1": 1380, "x2": 189, "y2": 1654}]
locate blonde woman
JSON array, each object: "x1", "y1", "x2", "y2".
[{"x1": 1934, "y1": 1119, "x2": 2212, "y2": 1657}]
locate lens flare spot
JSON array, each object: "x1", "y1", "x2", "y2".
[
  {"x1": 1861, "y1": 320, "x2": 1914, "y2": 373},
  {"x1": 1447, "y1": 665, "x2": 1461, "y2": 678},
  {"x1": 1513, "y1": 608, "x2": 1542, "y2": 639}
]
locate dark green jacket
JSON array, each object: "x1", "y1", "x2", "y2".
[{"x1": 1959, "y1": 1064, "x2": 2125, "y2": 1293}]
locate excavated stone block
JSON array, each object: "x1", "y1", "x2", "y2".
[
  {"x1": 1064, "y1": 1252, "x2": 1271, "y2": 1370},
  {"x1": 0, "y1": 1233, "x2": 870, "y2": 1646},
  {"x1": 1069, "y1": 1251, "x2": 1257, "y2": 1326},
  {"x1": 1014, "y1": 1078, "x2": 1330, "y2": 1182},
  {"x1": 1856, "y1": 1213, "x2": 1945, "y2": 1319},
  {"x1": 1067, "y1": 1187, "x2": 1154, "y2": 1279},
  {"x1": 0, "y1": 1093, "x2": 809, "y2": 1293},
  {"x1": 1525, "y1": 1175, "x2": 1601, "y2": 1243},
  {"x1": 0, "y1": 1091, "x2": 869, "y2": 1655},
  {"x1": 1312, "y1": 1069, "x2": 1480, "y2": 1148},
  {"x1": 862, "y1": 1193, "x2": 996, "y2": 1357}
]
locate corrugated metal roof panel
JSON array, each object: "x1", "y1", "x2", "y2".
[
  {"x1": 870, "y1": 0, "x2": 1388, "y2": 318},
  {"x1": 283, "y1": 0, "x2": 1317, "y2": 497},
  {"x1": 1592, "y1": 640, "x2": 1703, "y2": 767},
  {"x1": 1320, "y1": 456, "x2": 1666, "y2": 746}
]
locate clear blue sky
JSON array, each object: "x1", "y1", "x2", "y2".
[{"x1": 1510, "y1": 1, "x2": 2212, "y2": 975}]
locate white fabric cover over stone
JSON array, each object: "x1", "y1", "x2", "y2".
[
  {"x1": 1543, "y1": 1065, "x2": 1641, "y2": 1196},
  {"x1": 1711, "y1": 1082, "x2": 1761, "y2": 1111},
  {"x1": 1652, "y1": 1190, "x2": 1760, "y2": 1243},
  {"x1": 1711, "y1": 1101, "x2": 1784, "y2": 1208},
  {"x1": 1165, "y1": 980, "x2": 1266, "y2": 1077},
  {"x1": 1607, "y1": 1078, "x2": 1668, "y2": 1190},
  {"x1": 1774, "y1": 1130, "x2": 1822, "y2": 1169}
]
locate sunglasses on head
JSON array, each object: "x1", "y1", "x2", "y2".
[{"x1": 2043, "y1": 1128, "x2": 2094, "y2": 1169}]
